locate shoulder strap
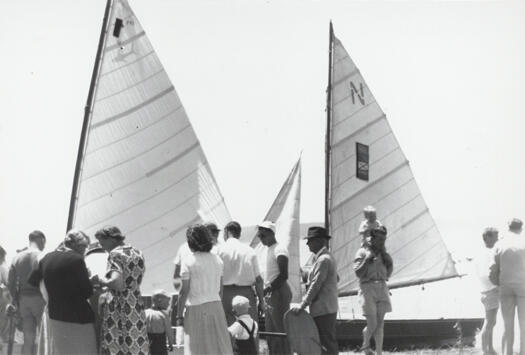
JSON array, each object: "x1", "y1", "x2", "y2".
[{"x1": 237, "y1": 319, "x2": 255, "y2": 337}]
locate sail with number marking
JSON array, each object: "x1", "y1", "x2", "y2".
[
  {"x1": 326, "y1": 24, "x2": 458, "y2": 297},
  {"x1": 68, "y1": 0, "x2": 231, "y2": 293}
]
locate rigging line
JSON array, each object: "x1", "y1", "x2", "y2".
[
  {"x1": 82, "y1": 126, "x2": 194, "y2": 181},
  {"x1": 105, "y1": 31, "x2": 146, "y2": 52},
  {"x1": 331, "y1": 114, "x2": 386, "y2": 150},
  {"x1": 330, "y1": 160, "x2": 409, "y2": 212},
  {"x1": 333, "y1": 211, "x2": 432, "y2": 267},
  {"x1": 330, "y1": 189, "x2": 420, "y2": 251},
  {"x1": 81, "y1": 164, "x2": 202, "y2": 227},
  {"x1": 95, "y1": 68, "x2": 165, "y2": 102},
  {"x1": 100, "y1": 50, "x2": 155, "y2": 77},
  {"x1": 78, "y1": 151, "x2": 205, "y2": 208},
  {"x1": 141, "y1": 216, "x2": 201, "y2": 253},
  {"x1": 91, "y1": 86, "x2": 174, "y2": 129},
  {"x1": 331, "y1": 146, "x2": 400, "y2": 193},
  {"x1": 85, "y1": 106, "x2": 185, "y2": 156},
  {"x1": 331, "y1": 69, "x2": 360, "y2": 88},
  {"x1": 330, "y1": 177, "x2": 415, "y2": 235}
]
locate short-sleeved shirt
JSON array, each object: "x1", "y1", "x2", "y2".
[
  {"x1": 145, "y1": 308, "x2": 171, "y2": 334},
  {"x1": 180, "y1": 252, "x2": 223, "y2": 306},
  {"x1": 490, "y1": 232, "x2": 525, "y2": 286},
  {"x1": 263, "y1": 243, "x2": 288, "y2": 286},
  {"x1": 217, "y1": 238, "x2": 260, "y2": 286},
  {"x1": 475, "y1": 246, "x2": 497, "y2": 292},
  {"x1": 228, "y1": 314, "x2": 258, "y2": 340},
  {"x1": 358, "y1": 219, "x2": 383, "y2": 238},
  {"x1": 354, "y1": 247, "x2": 391, "y2": 283},
  {"x1": 173, "y1": 243, "x2": 192, "y2": 266}
]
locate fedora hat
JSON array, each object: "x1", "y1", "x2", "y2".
[{"x1": 304, "y1": 226, "x2": 331, "y2": 240}]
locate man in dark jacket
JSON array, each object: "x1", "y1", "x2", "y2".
[{"x1": 291, "y1": 226, "x2": 339, "y2": 354}]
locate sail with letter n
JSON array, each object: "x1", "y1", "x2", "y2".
[
  {"x1": 68, "y1": 0, "x2": 231, "y2": 293},
  {"x1": 326, "y1": 24, "x2": 458, "y2": 297}
]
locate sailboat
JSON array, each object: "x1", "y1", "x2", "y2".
[
  {"x1": 324, "y1": 22, "x2": 482, "y2": 348},
  {"x1": 68, "y1": 0, "x2": 231, "y2": 294}
]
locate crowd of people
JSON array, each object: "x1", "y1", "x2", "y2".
[{"x1": 1, "y1": 206, "x2": 521, "y2": 355}]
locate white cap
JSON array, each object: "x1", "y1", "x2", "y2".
[{"x1": 257, "y1": 221, "x2": 276, "y2": 234}]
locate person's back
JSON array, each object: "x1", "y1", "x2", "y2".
[
  {"x1": 145, "y1": 290, "x2": 173, "y2": 355},
  {"x1": 495, "y1": 232, "x2": 525, "y2": 286},
  {"x1": 34, "y1": 250, "x2": 94, "y2": 323},
  {"x1": 10, "y1": 248, "x2": 41, "y2": 298}
]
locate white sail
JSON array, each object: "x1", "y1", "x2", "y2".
[
  {"x1": 69, "y1": 0, "x2": 231, "y2": 293},
  {"x1": 251, "y1": 157, "x2": 302, "y2": 302},
  {"x1": 327, "y1": 27, "x2": 458, "y2": 297}
]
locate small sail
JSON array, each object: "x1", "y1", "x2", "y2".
[
  {"x1": 68, "y1": 0, "x2": 231, "y2": 293},
  {"x1": 251, "y1": 157, "x2": 302, "y2": 302},
  {"x1": 327, "y1": 26, "x2": 458, "y2": 297}
]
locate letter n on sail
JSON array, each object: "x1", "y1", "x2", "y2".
[{"x1": 326, "y1": 24, "x2": 459, "y2": 297}]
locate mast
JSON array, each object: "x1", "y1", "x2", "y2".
[
  {"x1": 324, "y1": 21, "x2": 334, "y2": 231},
  {"x1": 67, "y1": 0, "x2": 113, "y2": 231}
]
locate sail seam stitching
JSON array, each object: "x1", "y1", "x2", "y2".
[
  {"x1": 96, "y1": 68, "x2": 165, "y2": 102},
  {"x1": 105, "y1": 31, "x2": 146, "y2": 52}
]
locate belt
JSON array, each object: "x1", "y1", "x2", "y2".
[
  {"x1": 224, "y1": 284, "x2": 252, "y2": 288},
  {"x1": 360, "y1": 280, "x2": 386, "y2": 284}
]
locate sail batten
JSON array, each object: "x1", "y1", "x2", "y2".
[
  {"x1": 69, "y1": 0, "x2": 231, "y2": 293},
  {"x1": 327, "y1": 27, "x2": 458, "y2": 296}
]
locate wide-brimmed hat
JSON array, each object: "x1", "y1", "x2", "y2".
[
  {"x1": 257, "y1": 221, "x2": 276, "y2": 234},
  {"x1": 370, "y1": 225, "x2": 387, "y2": 237},
  {"x1": 304, "y1": 226, "x2": 331, "y2": 240}
]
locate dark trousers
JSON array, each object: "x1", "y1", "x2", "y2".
[
  {"x1": 222, "y1": 285, "x2": 258, "y2": 326},
  {"x1": 265, "y1": 283, "x2": 292, "y2": 355},
  {"x1": 313, "y1": 313, "x2": 338, "y2": 355}
]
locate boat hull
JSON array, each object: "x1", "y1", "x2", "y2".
[{"x1": 336, "y1": 318, "x2": 483, "y2": 350}]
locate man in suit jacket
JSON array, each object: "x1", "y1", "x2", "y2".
[{"x1": 291, "y1": 226, "x2": 339, "y2": 354}]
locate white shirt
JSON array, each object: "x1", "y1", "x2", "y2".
[
  {"x1": 228, "y1": 314, "x2": 258, "y2": 340},
  {"x1": 475, "y1": 246, "x2": 497, "y2": 292},
  {"x1": 263, "y1": 243, "x2": 288, "y2": 286},
  {"x1": 180, "y1": 252, "x2": 223, "y2": 306},
  {"x1": 217, "y1": 238, "x2": 260, "y2": 286},
  {"x1": 492, "y1": 231, "x2": 525, "y2": 286},
  {"x1": 173, "y1": 243, "x2": 192, "y2": 266}
]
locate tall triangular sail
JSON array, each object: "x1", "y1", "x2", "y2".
[
  {"x1": 251, "y1": 157, "x2": 302, "y2": 302},
  {"x1": 326, "y1": 25, "x2": 458, "y2": 297},
  {"x1": 68, "y1": 0, "x2": 231, "y2": 293}
]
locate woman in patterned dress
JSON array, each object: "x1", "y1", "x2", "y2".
[{"x1": 92, "y1": 226, "x2": 149, "y2": 355}]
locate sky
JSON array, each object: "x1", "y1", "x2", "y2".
[{"x1": 1, "y1": 0, "x2": 524, "y2": 318}]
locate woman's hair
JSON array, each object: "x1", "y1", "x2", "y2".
[
  {"x1": 95, "y1": 226, "x2": 125, "y2": 241},
  {"x1": 64, "y1": 229, "x2": 90, "y2": 249},
  {"x1": 186, "y1": 224, "x2": 213, "y2": 252}
]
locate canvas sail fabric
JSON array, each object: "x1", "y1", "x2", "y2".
[
  {"x1": 250, "y1": 158, "x2": 302, "y2": 302},
  {"x1": 69, "y1": 0, "x2": 231, "y2": 293},
  {"x1": 328, "y1": 33, "x2": 458, "y2": 297}
]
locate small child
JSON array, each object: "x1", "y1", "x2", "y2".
[
  {"x1": 228, "y1": 296, "x2": 258, "y2": 355},
  {"x1": 145, "y1": 289, "x2": 174, "y2": 355}
]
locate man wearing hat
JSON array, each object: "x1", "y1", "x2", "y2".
[
  {"x1": 7, "y1": 230, "x2": 46, "y2": 355},
  {"x1": 291, "y1": 226, "x2": 339, "y2": 355},
  {"x1": 489, "y1": 218, "x2": 525, "y2": 355},
  {"x1": 256, "y1": 221, "x2": 291, "y2": 355}
]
